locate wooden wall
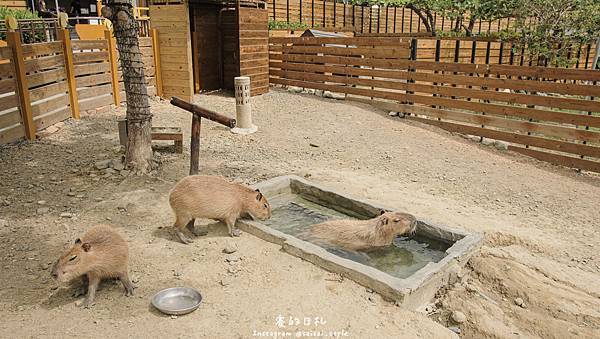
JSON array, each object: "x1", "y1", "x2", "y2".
[
  {"x1": 192, "y1": 5, "x2": 221, "y2": 91},
  {"x1": 269, "y1": 36, "x2": 600, "y2": 172},
  {"x1": 222, "y1": 8, "x2": 239, "y2": 91},
  {"x1": 24, "y1": 41, "x2": 72, "y2": 131},
  {"x1": 150, "y1": 3, "x2": 193, "y2": 101},
  {"x1": 0, "y1": 46, "x2": 24, "y2": 143},
  {"x1": 72, "y1": 39, "x2": 114, "y2": 111},
  {"x1": 0, "y1": 0, "x2": 28, "y2": 9},
  {"x1": 238, "y1": 5, "x2": 269, "y2": 96}
]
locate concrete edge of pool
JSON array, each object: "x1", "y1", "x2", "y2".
[{"x1": 238, "y1": 175, "x2": 484, "y2": 310}]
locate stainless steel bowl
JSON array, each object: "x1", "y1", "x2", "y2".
[{"x1": 151, "y1": 287, "x2": 202, "y2": 315}]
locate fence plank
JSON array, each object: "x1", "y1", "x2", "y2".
[
  {"x1": 7, "y1": 31, "x2": 35, "y2": 140},
  {"x1": 24, "y1": 55, "x2": 64, "y2": 73},
  {"x1": 22, "y1": 41, "x2": 63, "y2": 58},
  {"x1": 508, "y1": 146, "x2": 600, "y2": 172},
  {"x1": 71, "y1": 39, "x2": 109, "y2": 51},
  {"x1": 105, "y1": 30, "x2": 121, "y2": 105},
  {"x1": 73, "y1": 51, "x2": 109, "y2": 64},
  {"x1": 27, "y1": 68, "x2": 67, "y2": 88},
  {"x1": 59, "y1": 29, "x2": 80, "y2": 120}
]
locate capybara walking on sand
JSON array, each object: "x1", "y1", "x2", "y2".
[
  {"x1": 308, "y1": 211, "x2": 417, "y2": 251},
  {"x1": 51, "y1": 224, "x2": 134, "y2": 308},
  {"x1": 169, "y1": 175, "x2": 272, "y2": 244}
]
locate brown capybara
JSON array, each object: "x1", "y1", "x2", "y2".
[
  {"x1": 51, "y1": 224, "x2": 134, "y2": 308},
  {"x1": 308, "y1": 211, "x2": 417, "y2": 251},
  {"x1": 169, "y1": 175, "x2": 272, "y2": 244}
]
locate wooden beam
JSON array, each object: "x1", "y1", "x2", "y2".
[
  {"x1": 105, "y1": 29, "x2": 121, "y2": 105},
  {"x1": 6, "y1": 31, "x2": 35, "y2": 140},
  {"x1": 151, "y1": 28, "x2": 164, "y2": 98},
  {"x1": 59, "y1": 29, "x2": 80, "y2": 119}
]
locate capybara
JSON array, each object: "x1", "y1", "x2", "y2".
[
  {"x1": 51, "y1": 224, "x2": 134, "y2": 308},
  {"x1": 169, "y1": 175, "x2": 272, "y2": 244},
  {"x1": 308, "y1": 211, "x2": 417, "y2": 251}
]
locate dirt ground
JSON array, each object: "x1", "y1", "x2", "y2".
[{"x1": 1, "y1": 88, "x2": 599, "y2": 338}]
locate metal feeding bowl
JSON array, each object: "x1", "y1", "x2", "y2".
[{"x1": 151, "y1": 287, "x2": 202, "y2": 315}]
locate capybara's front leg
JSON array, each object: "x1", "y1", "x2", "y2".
[
  {"x1": 119, "y1": 273, "x2": 135, "y2": 297},
  {"x1": 81, "y1": 274, "x2": 100, "y2": 308},
  {"x1": 73, "y1": 275, "x2": 88, "y2": 298},
  {"x1": 225, "y1": 216, "x2": 241, "y2": 237}
]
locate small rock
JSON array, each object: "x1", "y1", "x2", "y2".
[
  {"x1": 465, "y1": 283, "x2": 477, "y2": 293},
  {"x1": 66, "y1": 192, "x2": 76, "y2": 197},
  {"x1": 225, "y1": 254, "x2": 241, "y2": 263},
  {"x1": 219, "y1": 278, "x2": 231, "y2": 286},
  {"x1": 120, "y1": 170, "x2": 131, "y2": 177},
  {"x1": 323, "y1": 91, "x2": 345, "y2": 100},
  {"x1": 173, "y1": 271, "x2": 182, "y2": 277},
  {"x1": 0, "y1": 219, "x2": 8, "y2": 228},
  {"x1": 514, "y1": 297, "x2": 524, "y2": 307},
  {"x1": 451, "y1": 311, "x2": 467, "y2": 324},
  {"x1": 131, "y1": 277, "x2": 139, "y2": 284},
  {"x1": 388, "y1": 111, "x2": 399, "y2": 116},
  {"x1": 287, "y1": 86, "x2": 302, "y2": 93},
  {"x1": 60, "y1": 212, "x2": 74, "y2": 218},
  {"x1": 315, "y1": 89, "x2": 324, "y2": 97},
  {"x1": 481, "y1": 138, "x2": 495, "y2": 146},
  {"x1": 36, "y1": 207, "x2": 50, "y2": 215},
  {"x1": 104, "y1": 168, "x2": 116, "y2": 175},
  {"x1": 112, "y1": 159, "x2": 124, "y2": 171},
  {"x1": 94, "y1": 160, "x2": 111, "y2": 170},
  {"x1": 309, "y1": 143, "x2": 319, "y2": 148},
  {"x1": 170, "y1": 315, "x2": 177, "y2": 319},
  {"x1": 17, "y1": 306, "x2": 24, "y2": 312},
  {"x1": 367, "y1": 296, "x2": 376, "y2": 304},
  {"x1": 448, "y1": 327, "x2": 461, "y2": 334},
  {"x1": 37, "y1": 200, "x2": 47, "y2": 205},
  {"x1": 223, "y1": 242, "x2": 238, "y2": 254},
  {"x1": 494, "y1": 140, "x2": 509, "y2": 150}
]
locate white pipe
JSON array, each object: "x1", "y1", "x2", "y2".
[{"x1": 231, "y1": 76, "x2": 257, "y2": 135}]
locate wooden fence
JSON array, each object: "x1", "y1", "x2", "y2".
[
  {"x1": 269, "y1": 0, "x2": 512, "y2": 34},
  {"x1": 269, "y1": 36, "x2": 600, "y2": 172},
  {"x1": 0, "y1": 29, "x2": 160, "y2": 145}
]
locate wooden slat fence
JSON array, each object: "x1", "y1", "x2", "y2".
[
  {"x1": 269, "y1": 0, "x2": 513, "y2": 34},
  {"x1": 0, "y1": 45, "x2": 25, "y2": 144},
  {"x1": 72, "y1": 39, "x2": 114, "y2": 112},
  {"x1": 0, "y1": 28, "x2": 162, "y2": 145},
  {"x1": 24, "y1": 41, "x2": 72, "y2": 131},
  {"x1": 269, "y1": 36, "x2": 600, "y2": 172}
]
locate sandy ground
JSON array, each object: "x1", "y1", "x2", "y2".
[{"x1": 1, "y1": 88, "x2": 599, "y2": 338}]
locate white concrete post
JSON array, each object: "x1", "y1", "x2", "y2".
[{"x1": 231, "y1": 76, "x2": 257, "y2": 134}]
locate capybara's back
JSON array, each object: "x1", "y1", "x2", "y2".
[
  {"x1": 169, "y1": 175, "x2": 272, "y2": 243},
  {"x1": 169, "y1": 175, "x2": 243, "y2": 221}
]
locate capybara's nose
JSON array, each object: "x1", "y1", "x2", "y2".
[{"x1": 51, "y1": 273, "x2": 57, "y2": 279}]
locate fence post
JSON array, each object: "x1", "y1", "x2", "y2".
[
  {"x1": 58, "y1": 29, "x2": 80, "y2": 119},
  {"x1": 151, "y1": 28, "x2": 163, "y2": 98},
  {"x1": 7, "y1": 31, "x2": 35, "y2": 140},
  {"x1": 104, "y1": 29, "x2": 121, "y2": 105}
]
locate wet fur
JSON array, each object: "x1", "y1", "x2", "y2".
[
  {"x1": 308, "y1": 212, "x2": 417, "y2": 251},
  {"x1": 51, "y1": 224, "x2": 134, "y2": 308},
  {"x1": 169, "y1": 175, "x2": 272, "y2": 243}
]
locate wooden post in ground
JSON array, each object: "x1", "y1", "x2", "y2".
[
  {"x1": 151, "y1": 28, "x2": 163, "y2": 98},
  {"x1": 58, "y1": 29, "x2": 80, "y2": 119},
  {"x1": 190, "y1": 115, "x2": 201, "y2": 175},
  {"x1": 6, "y1": 31, "x2": 35, "y2": 140},
  {"x1": 104, "y1": 29, "x2": 120, "y2": 105}
]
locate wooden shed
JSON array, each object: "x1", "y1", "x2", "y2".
[{"x1": 149, "y1": 0, "x2": 269, "y2": 101}]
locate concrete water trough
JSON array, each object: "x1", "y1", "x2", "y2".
[{"x1": 238, "y1": 175, "x2": 483, "y2": 310}]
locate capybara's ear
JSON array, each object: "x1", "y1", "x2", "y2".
[
  {"x1": 255, "y1": 188, "x2": 260, "y2": 192},
  {"x1": 256, "y1": 192, "x2": 263, "y2": 201},
  {"x1": 380, "y1": 209, "x2": 386, "y2": 215},
  {"x1": 82, "y1": 243, "x2": 91, "y2": 252},
  {"x1": 377, "y1": 216, "x2": 389, "y2": 228},
  {"x1": 74, "y1": 238, "x2": 81, "y2": 244}
]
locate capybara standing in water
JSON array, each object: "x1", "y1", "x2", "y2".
[
  {"x1": 51, "y1": 224, "x2": 134, "y2": 308},
  {"x1": 307, "y1": 211, "x2": 417, "y2": 251},
  {"x1": 169, "y1": 175, "x2": 272, "y2": 244}
]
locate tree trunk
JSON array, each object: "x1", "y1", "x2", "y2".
[
  {"x1": 102, "y1": 1, "x2": 153, "y2": 173},
  {"x1": 406, "y1": 4, "x2": 434, "y2": 35}
]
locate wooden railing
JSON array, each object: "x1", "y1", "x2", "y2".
[
  {"x1": 0, "y1": 28, "x2": 161, "y2": 144},
  {"x1": 269, "y1": 36, "x2": 600, "y2": 172}
]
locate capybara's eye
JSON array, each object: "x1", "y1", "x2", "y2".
[
  {"x1": 393, "y1": 219, "x2": 400, "y2": 222},
  {"x1": 69, "y1": 255, "x2": 77, "y2": 262},
  {"x1": 264, "y1": 203, "x2": 268, "y2": 208}
]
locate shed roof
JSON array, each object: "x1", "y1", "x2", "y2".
[{"x1": 300, "y1": 29, "x2": 348, "y2": 38}]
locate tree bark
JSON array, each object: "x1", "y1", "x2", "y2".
[
  {"x1": 102, "y1": 1, "x2": 153, "y2": 173},
  {"x1": 406, "y1": 4, "x2": 435, "y2": 35}
]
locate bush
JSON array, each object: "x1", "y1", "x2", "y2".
[
  {"x1": 0, "y1": 7, "x2": 45, "y2": 43},
  {"x1": 268, "y1": 20, "x2": 310, "y2": 31}
]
